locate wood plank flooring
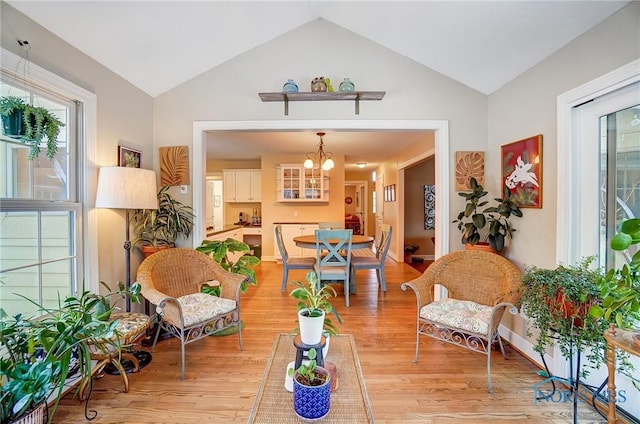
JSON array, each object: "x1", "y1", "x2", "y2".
[{"x1": 52, "y1": 259, "x2": 610, "y2": 423}]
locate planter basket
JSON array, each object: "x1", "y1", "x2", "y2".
[{"x1": 10, "y1": 403, "x2": 46, "y2": 424}]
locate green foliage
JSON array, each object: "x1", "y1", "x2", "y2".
[
  {"x1": 520, "y1": 257, "x2": 633, "y2": 378},
  {"x1": 0, "y1": 285, "x2": 134, "y2": 423},
  {"x1": 589, "y1": 218, "x2": 640, "y2": 329},
  {"x1": 287, "y1": 348, "x2": 328, "y2": 386},
  {"x1": 131, "y1": 185, "x2": 195, "y2": 248},
  {"x1": 290, "y1": 271, "x2": 342, "y2": 336},
  {"x1": 196, "y1": 238, "x2": 260, "y2": 292},
  {"x1": 452, "y1": 177, "x2": 523, "y2": 252},
  {"x1": 0, "y1": 96, "x2": 65, "y2": 160}
]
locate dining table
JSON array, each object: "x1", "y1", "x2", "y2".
[{"x1": 293, "y1": 234, "x2": 374, "y2": 250}]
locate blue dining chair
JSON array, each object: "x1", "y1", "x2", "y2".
[
  {"x1": 314, "y1": 229, "x2": 353, "y2": 306},
  {"x1": 350, "y1": 224, "x2": 392, "y2": 294},
  {"x1": 275, "y1": 224, "x2": 316, "y2": 292}
]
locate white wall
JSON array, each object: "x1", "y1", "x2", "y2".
[
  {"x1": 1, "y1": 3, "x2": 155, "y2": 295},
  {"x1": 153, "y1": 18, "x2": 489, "y2": 256}
]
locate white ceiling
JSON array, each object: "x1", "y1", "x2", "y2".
[
  {"x1": 5, "y1": 0, "x2": 631, "y2": 166},
  {"x1": 7, "y1": 0, "x2": 629, "y2": 97}
]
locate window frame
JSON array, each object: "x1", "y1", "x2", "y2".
[{"x1": 0, "y1": 47, "x2": 99, "y2": 295}]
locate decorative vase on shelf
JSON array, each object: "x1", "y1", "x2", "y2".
[
  {"x1": 339, "y1": 78, "x2": 355, "y2": 92},
  {"x1": 283, "y1": 79, "x2": 299, "y2": 93},
  {"x1": 311, "y1": 77, "x2": 327, "y2": 92}
]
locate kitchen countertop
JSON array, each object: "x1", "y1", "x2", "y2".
[{"x1": 206, "y1": 224, "x2": 261, "y2": 237}]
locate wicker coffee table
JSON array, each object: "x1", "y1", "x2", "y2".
[{"x1": 248, "y1": 333, "x2": 375, "y2": 423}]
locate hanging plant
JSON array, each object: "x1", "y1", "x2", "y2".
[{"x1": 0, "y1": 95, "x2": 65, "y2": 160}]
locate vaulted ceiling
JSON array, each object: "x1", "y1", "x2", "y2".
[
  {"x1": 6, "y1": 1, "x2": 630, "y2": 97},
  {"x1": 5, "y1": 1, "x2": 631, "y2": 166}
]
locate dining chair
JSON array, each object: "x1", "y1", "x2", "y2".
[
  {"x1": 275, "y1": 224, "x2": 316, "y2": 292},
  {"x1": 314, "y1": 229, "x2": 353, "y2": 306},
  {"x1": 350, "y1": 224, "x2": 392, "y2": 294}
]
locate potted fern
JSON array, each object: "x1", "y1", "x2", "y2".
[{"x1": 0, "y1": 95, "x2": 65, "y2": 160}]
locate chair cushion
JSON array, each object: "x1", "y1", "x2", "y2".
[
  {"x1": 288, "y1": 257, "x2": 316, "y2": 266},
  {"x1": 419, "y1": 299, "x2": 492, "y2": 335},
  {"x1": 177, "y1": 292, "x2": 236, "y2": 327},
  {"x1": 351, "y1": 256, "x2": 381, "y2": 267}
]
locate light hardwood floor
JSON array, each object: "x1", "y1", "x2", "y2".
[{"x1": 52, "y1": 259, "x2": 610, "y2": 423}]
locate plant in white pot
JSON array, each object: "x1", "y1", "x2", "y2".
[{"x1": 289, "y1": 271, "x2": 341, "y2": 345}]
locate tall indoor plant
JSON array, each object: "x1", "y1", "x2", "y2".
[
  {"x1": 0, "y1": 95, "x2": 65, "y2": 160},
  {"x1": 453, "y1": 177, "x2": 523, "y2": 252},
  {"x1": 131, "y1": 185, "x2": 195, "y2": 256}
]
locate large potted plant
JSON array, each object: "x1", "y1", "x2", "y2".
[
  {"x1": 290, "y1": 271, "x2": 342, "y2": 345},
  {"x1": 0, "y1": 284, "x2": 135, "y2": 424},
  {"x1": 589, "y1": 218, "x2": 640, "y2": 335},
  {"x1": 131, "y1": 185, "x2": 195, "y2": 257},
  {"x1": 519, "y1": 257, "x2": 637, "y2": 379},
  {"x1": 452, "y1": 177, "x2": 523, "y2": 253},
  {"x1": 196, "y1": 238, "x2": 260, "y2": 293},
  {"x1": 0, "y1": 95, "x2": 65, "y2": 160}
]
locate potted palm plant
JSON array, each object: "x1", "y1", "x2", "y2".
[
  {"x1": 452, "y1": 177, "x2": 523, "y2": 253},
  {"x1": 131, "y1": 185, "x2": 195, "y2": 257},
  {"x1": 0, "y1": 95, "x2": 65, "y2": 160}
]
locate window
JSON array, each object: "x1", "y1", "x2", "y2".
[
  {"x1": 0, "y1": 48, "x2": 97, "y2": 317},
  {"x1": 599, "y1": 105, "x2": 640, "y2": 270}
]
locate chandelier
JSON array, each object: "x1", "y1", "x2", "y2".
[{"x1": 303, "y1": 132, "x2": 335, "y2": 171}]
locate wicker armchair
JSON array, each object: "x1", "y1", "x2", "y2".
[
  {"x1": 401, "y1": 250, "x2": 522, "y2": 392},
  {"x1": 136, "y1": 248, "x2": 247, "y2": 380}
]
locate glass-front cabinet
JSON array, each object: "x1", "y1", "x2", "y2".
[{"x1": 277, "y1": 164, "x2": 329, "y2": 202}]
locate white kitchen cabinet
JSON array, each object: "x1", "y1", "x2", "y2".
[
  {"x1": 274, "y1": 223, "x2": 319, "y2": 260},
  {"x1": 223, "y1": 169, "x2": 261, "y2": 202},
  {"x1": 276, "y1": 164, "x2": 329, "y2": 202}
]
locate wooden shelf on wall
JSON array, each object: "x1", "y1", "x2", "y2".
[{"x1": 258, "y1": 91, "x2": 385, "y2": 116}]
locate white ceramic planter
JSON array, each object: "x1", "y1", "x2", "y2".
[{"x1": 298, "y1": 309, "x2": 325, "y2": 345}]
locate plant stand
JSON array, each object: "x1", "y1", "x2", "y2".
[
  {"x1": 536, "y1": 336, "x2": 610, "y2": 424},
  {"x1": 293, "y1": 334, "x2": 326, "y2": 370}
]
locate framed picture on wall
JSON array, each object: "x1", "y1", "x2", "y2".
[
  {"x1": 424, "y1": 184, "x2": 435, "y2": 230},
  {"x1": 501, "y1": 134, "x2": 543, "y2": 208},
  {"x1": 118, "y1": 145, "x2": 141, "y2": 168}
]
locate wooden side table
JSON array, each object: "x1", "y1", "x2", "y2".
[
  {"x1": 604, "y1": 324, "x2": 640, "y2": 423},
  {"x1": 78, "y1": 313, "x2": 150, "y2": 400}
]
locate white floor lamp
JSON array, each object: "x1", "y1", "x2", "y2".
[{"x1": 95, "y1": 166, "x2": 158, "y2": 311}]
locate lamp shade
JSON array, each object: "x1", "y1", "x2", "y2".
[{"x1": 96, "y1": 167, "x2": 158, "y2": 210}]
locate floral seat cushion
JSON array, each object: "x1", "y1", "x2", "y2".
[
  {"x1": 176, "y1": 292, "x2": 236, "y2": 327},
  {"x1": 419, "y1": 298, "x2": 493, "y2": 335}
]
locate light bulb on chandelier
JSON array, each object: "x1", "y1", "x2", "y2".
[{"x1": 303, "y1": 132, "x2": 334, "y2": 171}]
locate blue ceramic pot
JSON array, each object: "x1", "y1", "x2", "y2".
[{"x1": 293, "y1": 366, "x2": 331, "y2": 420}]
